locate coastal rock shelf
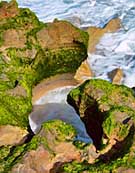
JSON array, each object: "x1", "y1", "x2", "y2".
[
  {"x1": 67, "y1": 79, "x2": 135, "y2": 172},
  {"x1": 0, "y1": 1, "x2": 88, "y2": 172},
  {"x1": 0, "y1": 0, "x2": 88, "y2": 128},
  {"x1": 0, "y1": 1, "x2": 135, "y2": 173}
]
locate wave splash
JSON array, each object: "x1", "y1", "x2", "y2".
[{"x1": 15, "y1": 0, "x2": 135, "y2": 87}]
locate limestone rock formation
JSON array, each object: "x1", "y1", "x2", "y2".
[
  {"x1": 67, "y1": 79, "x2": 135, "y2": 172},
  {"x1": 108, "y1": 68, "x2": 123, "y2": 84},
  {"x1": 87, "y1": 18, "x2": 121, "y2": 53},
  {"x1": 0, "y1": 1, "x2": 89, "y2": 172},
  {"x1": 74, "y1": 60, "x2": 93, "y2": 83},
  {"x1": 0, "y1": 0, "x2": 88, "y2": 129},
  {"x1": 0, "y1": 125, "x2": 28, "y2": 146},
  {"x1": 11, "y1": 120, "x2": 98, "y2": 173}
]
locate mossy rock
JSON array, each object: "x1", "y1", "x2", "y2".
[
  {"x1": 0, "y1": 120, "x2": 77, "y2": 173},
  {"x1": 66, "y1": 79, "x2": 135, "y2": 172},
  {"x1": 0, "y1": 0, "x2": 88, "y2": 128},
  {"x1": 0, "y1": 1, "x2": 88, "y2": 171}
]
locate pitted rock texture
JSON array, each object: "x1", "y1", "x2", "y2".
[{"x1": 67, "y1": 79, "x2": 135, "y2": 172}]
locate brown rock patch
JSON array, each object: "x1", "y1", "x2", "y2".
[
  {"x1": 0, "y1": 125, "x2": 28, "y2": 146},
  {"x1": 74, "y1": 60, "x2": 93, "y2": 83},
  {"x1": 87, "y1": 18, "x2": 121, "y2": 53}
]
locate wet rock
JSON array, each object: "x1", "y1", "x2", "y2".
[
  {"x1": 108, "y1": 68, "x2": 123, "y2": 84},
  {"x1": 74, "y1": 60, "x2": 93, "y2": 83},
  {"x1": 87, "y1": 18, "x2": 121, "y2": 53}
]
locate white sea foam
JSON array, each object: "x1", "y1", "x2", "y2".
[
  {"x1": 29, "y1": 102, "x2": 93, "y2": 143},
  {"x1": 87, "y1": 27, "x2": 135, "y2": 87},
  {"x1": 34, "y1": 86, "x2": 75, "y2": 105},
  {"x1": 10, "y1": 0, "x2": 135, "y2": 87},
  {"x1": 4, "y1": 0, "x2": 135, "y2": 143},
  {"x1": 30, "y1": 86, "x2": 93, "y2": 143}
]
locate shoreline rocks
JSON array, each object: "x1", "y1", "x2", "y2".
[
  {"x1": 74, "y1": 60, "x2": 93, "y2": 84},
  {"x1": 67, "y1": 79, "x2": 135, "y2": 172},
  {"x1": 87, "y1": 18, "x2": 121, "y2": 53},
  {"x1": 108, "y1": 68, "x2": 123, "y2": 84}
]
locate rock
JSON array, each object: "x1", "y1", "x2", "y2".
[
  {"x1": 11, "y1": 146, "x2": 52, "y2": 173},
  {"x1": 0, "y1": 125, "x2": 28, "y2": 146},
  {"x1": 117, "y1": 167, "x2": 135, "y2": 173},
  {"x1": 0, "y1": 0, "x2": 19, "y2": 20},
  {"x1": 7, "y1": 85, "x2": 27, "y2": 97},
  {"x1": 108, "y1": 68, "x2": 123, "y2": 84},
  {"x1": 36, "y1": 20, "x2": 87, "y2": 49},
  {"x1": 29, "y1": 103, "x2": 92, "y2": 144},
  {"x1": 74, "y1": 60, "x2": 93, "y2": 83},
  {"x1": 0, "y1": 0, "x2": 88, "y2": 129},
  {"x1": 2, "y1": 29, "x2": 26, "y2": 49},
  {"x1": 67, "y1": 79, "x2": 135, "y2": 172},
  {"x1": 0, "y1": 1, "x2": 89, "y2": 172},
  {"x1": 32, "y1": 73, "x2": 77, "y2": 103},
  {"x1": 87, "y1": 18, "x2": 121, "y2": 53},
  {"x1": 11, "y1": 120, "x2": 97, "y2": 173}
]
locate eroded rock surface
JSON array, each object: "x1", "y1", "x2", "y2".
[
  {"x1": 11, "y1": 120, "x2": 98, "y2": 173},
  {"x1": 0, "y1": 0, "x2": 88, "y2": 128},
  {"x1": 87, "y1": 18, "x2": 121, "y2": 53},
  {"x1": 108, "y1": 68, "x2": 123, "y2": 84},
  {"x1": 0, "y1": 125, "x2": 28, "y2": 146},
  {"x1": 74, "y1": 60, "x2": 93, "y2": 83},
  {"x1": 67, "y1": 79, "x2": 135, "y2": 172}
]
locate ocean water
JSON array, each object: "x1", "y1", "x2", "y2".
[
  {"x1": 34, "y1": 86, "x2": 75, "y2": 105},
  {"x1": 11, "y1": 0, "x2": 135, "y2": 87}
]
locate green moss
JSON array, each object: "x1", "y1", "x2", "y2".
[
  {"x1": 0, "y1": 135, "x2": 40, "y2": 173},
  {"x1": 41, "y1": 119, "x2": 76, "y2": 142},
  {"x1": 103, "y1": 106, "x2": 134, "y2": 139},
  {"x1": 0, "y1": 120, "x2": 77, "y2": 173},
  {"x1": 0, "y1": 8, "x2": 41, "y2": 31},
  {"x1": 31, "y1": 47, "x2": 87, "y2": 84},
  {"x1": 67, "y1": 79, "x2": 135, "y2": 172},
  {"x1": 0, "y1": 92, "x2": 32, "y2": 128}
]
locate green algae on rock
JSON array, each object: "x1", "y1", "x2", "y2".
[
  {"x1": 10, "y1": 120, "x2": 79, "y2": 173},
  {"x1": 66, "y1": 79, "x2": 135, "y2": 172},
  {"x1": 0, "y1": 0, "x2": 88, "y2": 129},
  {"x1": 0, "y1": 1, "x2": 89, "y2": 172}
]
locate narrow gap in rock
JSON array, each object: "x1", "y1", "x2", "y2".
[
  {"x1": 25, "y1": 125, "x2": 35, "y2": 144},
  {"x1": 81, "y1": 100, "x2": 104, "y2": 150},
  {"x1": 14, "y1": 80, "x2": 19, "y2": 87}
]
